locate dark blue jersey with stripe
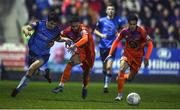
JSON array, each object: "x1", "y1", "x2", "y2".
[{"x1": 28, "y1": 20, "x2": 61, "y2": 56}]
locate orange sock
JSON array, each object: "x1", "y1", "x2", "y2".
[
  {"x1": 124, "y1": 73, "x2": 130, "y2": 80},
  {"x1": 60, "y1": 63, "x2": 72, "y2": 83},
  {"x1": 118, "y1": 72, "x2": 125, "y2": 93},
  {"x1": 82, "y1": 63, "x2": 90, "y2": 88}
]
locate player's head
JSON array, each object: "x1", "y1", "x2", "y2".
[
  {"x1": 69, "y1": 16, "x2": 80, "y2": 32},
  {"x1": 46, "y1": 12, "x2": 59, "y2": 29},
  {"x1": 106, "y1": 3, "x2": 115, "y2": 18},
  {"x1": 127, "y1": 14, "x2": 138, "y2": 31}
]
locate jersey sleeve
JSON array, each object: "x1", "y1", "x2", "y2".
[
  {"x1": 140, "y1": 27, "x2": 153, "y2": 60},
  {"x1": 140, "y1": 27, "x2": 148, "y2": 42},
  {"x1": 29, "y1": 21, "x2": 39, "y2": 30},
  {"x1": 95, "y1": 19, "x2": 102, "y2": 30},
  {"x1": 117, "y1": 28, "x2": 126, "y2": 40},
  {"x1": 75, "y1": 29, "x2": 88, "y2": 47},
  {"x1": 109, "y1": 29, "x2": 126, "y2": 55}
]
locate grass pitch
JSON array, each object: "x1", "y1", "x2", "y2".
[{"x1": 0, "y1": 80, "x2": 180, "y2": 109}]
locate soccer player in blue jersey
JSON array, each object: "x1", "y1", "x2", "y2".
[
  {"x1": 11, "y1": 12, "x2": 61, "y2": 97},
  {"x1": 94, "y1": 3, "x2": 127, "y2": 93},
  {"x1": 21, "y1": 24, "x2": 51, "y2": 83}
]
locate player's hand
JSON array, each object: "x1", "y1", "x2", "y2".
[
  {"x1": 101, "y1": 34, "x2": 107, "y2": 38},
  {"x1": 62, "y1": 38, "x2": 73, "y2": 48},
  {"x1": 104, "y1": 55, "x2": 112, "y2": 63},
  {"x1": 144, "y1": 58, "x2": 149, "y2": 68},
  {"x1": 67, "y1": 44, "x2": 77, "y2": 54},
  {"x1": 65, "y1": 41, "x2": 73, "y2": 48},
  {"x1": 22, "y1": 25, "x2": 33, "y2": 37},
  {"x1": 23, "y1": 29, "x2": 32, "y2": 36}
]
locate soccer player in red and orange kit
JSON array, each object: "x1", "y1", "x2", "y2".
[
  {"x1": 52, "y1": 17, "x2": 95, "y2": 99},
  {"x1": 105, "y1": 14, "x2": 153, "y2": 101}
]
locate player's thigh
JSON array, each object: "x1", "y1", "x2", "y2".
[
  {"x1": 29, "y1": 59, "x2": 44, "y2": 70},
  {"x1": 70, "y1": 54, "x2": 81, "y2": 65},
  {"x1": 28, "y1": 59, "x2": 45, "y2": 76},
  {"x1": 119, "y1": 58, "x2": 129, "y2": 72}
]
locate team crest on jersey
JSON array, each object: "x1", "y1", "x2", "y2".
[{"x1": 128, "y1": 40, "x2": 138, "y2": 48}]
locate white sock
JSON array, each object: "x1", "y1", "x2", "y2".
[
  {"x1": 104, "y1": 75, "x2": 111, "y2": 88},
  {"x1": 59, "y1": 82, "x2": 64, "y2": 87},
  {"x1": 17, "y1": 75, "x2": 30, "y2": 91},
  {"x1": 118, "y1": 93, "x2": 123, "y2": 97}
]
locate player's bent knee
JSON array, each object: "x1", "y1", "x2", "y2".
[{"x1": 106, "y1": 67, "x2": 111, "y2": 71}]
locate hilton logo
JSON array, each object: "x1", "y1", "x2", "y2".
[{"x1": 157, "y1": 48, "x2": 171, "y2": 59}]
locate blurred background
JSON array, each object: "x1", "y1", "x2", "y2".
[{"x1": 0, "y1": 0, "x2": 179, "y2": 83}]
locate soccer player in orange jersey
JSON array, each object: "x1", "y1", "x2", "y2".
[
  {"x1": 52, "y1": 17, "x2": 95, "y2": 99},
  {"x1": 105, "y1": 14, "x2": 153, "y2": 101}
]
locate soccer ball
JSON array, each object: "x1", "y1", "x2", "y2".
[{"x1": 126, "y1": 92, "x2": 141, "y2": 105}]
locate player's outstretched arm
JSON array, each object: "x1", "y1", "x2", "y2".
[
  {"x1": 104, "y1": 38, "x2": 120, "y2": 63},
  {"x1": 144, "y1": 40, "x2": 153, "y2": 67},
  {"x1": 109, "y1": 38, "x2": 120, "y2": 55},
  {"x1": 57, "y1": 35, "x2": 73, "y2": 43},
  {"x1": 94, "y1": 29, "x2": 107, "y2": 38}
]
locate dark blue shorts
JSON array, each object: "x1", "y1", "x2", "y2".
[
  {"x1": 99, "y1": 48, "x2": 116, "y2": 62},
  {"x1": 28, "y1": 50, "x2": 50, "y2": 66}
]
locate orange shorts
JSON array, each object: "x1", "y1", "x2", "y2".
[
  {"x1": 120, "y1": 55, "x2": 142, "y2": 73},
  {"x1": 77, "y1": 47, "x2": 95, "y2": 69}
]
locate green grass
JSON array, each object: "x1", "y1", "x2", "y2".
[{"x1": 0, "y1": 80, "x2": 180, "y2": 109}]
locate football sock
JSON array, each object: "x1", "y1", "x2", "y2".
[
  {"x1": 104, "y1": 74, "x2": 112, "y2": 88},
  {"x1": 59, "y1": 82, "x2": 64, "y2": 87},
  {"x1": 103, "y1": 70, "x2": 107, "y2": 87},
  {"x1": 60, "y1": 63, "x2": 72, "y2": 83},
  {"x1": 124, "y1": 73, "x2": 130, "y2": 80},
  {"x1": 16, "y1": 73, "x2": 31, "y2": 91},
  {"x1": 81, "y1": 62, "x2": 90, "y2": 89},
  {"x1": 82, "y1": 72, "x2": 89, "y2": 88},
  {"x1": 118, "y1": 93, "x2": 123, "y2": 97},
  {"x1": 118, "y1": 72, "x2": 125, "y2": 93}
]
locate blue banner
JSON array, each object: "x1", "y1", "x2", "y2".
[{"x1": 142, "y1": 48, "x2": 180, "y2": 75}]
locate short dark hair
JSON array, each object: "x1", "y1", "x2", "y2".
[
  {"x1": 106, "y1": 2, "x2": 115, "y2": 8},
  {"x1": 127, "y1": 14, "x2": 138, "y2": 22},
  {"x1": 48, "y1": 12, "x2": 59, "y2": 22}
]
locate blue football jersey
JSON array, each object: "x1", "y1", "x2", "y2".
[
  {"x1": 96, "y1": 16, "x2": 127, "y2": 48},
  {"x1": 28, "y1": 20, "x2": 61, "y2": 56}
]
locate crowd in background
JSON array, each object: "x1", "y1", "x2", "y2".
[{"x1": 0, "y1": 0, "x2": 179, "y2": 48}]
